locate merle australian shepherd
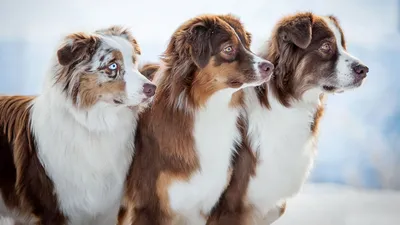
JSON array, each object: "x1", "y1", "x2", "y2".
[
  {"x1": 0, "y1": 26, "x2": 155, "y2": 225},
  {"x1": 206, "y1": 12, "x2": 369, "y2": 225},
  {"x1": 117, "y1": 14, "x2": 274, "y2": 225}
]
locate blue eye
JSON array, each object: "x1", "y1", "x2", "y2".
[{"x1": 108, "y1": 63, "x2": 118, "y2": 70}]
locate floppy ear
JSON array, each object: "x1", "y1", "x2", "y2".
[
  {"x1": 277, "y1": 13, "x2": 313, "y2": 49},
  {"x1": 57, "y1": 33, "x2": 98, "y2": 66},
  {"x1": 139, "y1": 63, "x2": 160, "y2": 80},
  {"x1": 187, "y1": 22, "x2": 212, "y2": 68}
]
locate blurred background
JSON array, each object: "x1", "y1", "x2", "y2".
[{"x1": 1, "y1": 0, "x2": 399, "y2": 224}]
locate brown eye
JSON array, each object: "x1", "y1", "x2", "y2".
[
  {"x1": 223, "y1": 46, "x2": 233, "y2": 53},
  {"x1": 320, "y1": 43, "x2": 331, "y2": 52}
]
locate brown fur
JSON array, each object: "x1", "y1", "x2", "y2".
[
  {"x1": 206, "y1": 116, "x2": 256, "y2": 225},
  {"x1": 55, "y1": 32, "x2": 101, "y2": 106},
  {"x1": 78, "y1": 74, "x2": 126, "y2": 109},
  {"x1": 121, "y1": 14, "x2": 262, "y2": 225},
  {"x1": 0, "y1": 26, "x2": 144, "y2": 225},
  {"x1": 0, "y1": 96, "x2": 67, "y2": 225},
  {"x1": 255, "y1": 13, "x2": 348, "y2": 109},
  {"x1": 55, "y1": 26, "x2": 146, "y2": 110},
  {"x1": 310, "y1": 93, "x2": 326, "y2": 135},
  {"x1": 260, "y1": 12, "x2": 341, "y2": 139},
  {"x1": 139, "y1": 63, "x2": 160, "y2": 80},
  {"x1": 208, "y1": 12, "x2": 350, "y2": 225}
]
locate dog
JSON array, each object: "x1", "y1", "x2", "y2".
[
  {"x1": 0, "y1": 26, "x2": 156, "y2": 225},
  {"x1": 118, "y1": 14, "x2": 274, "y2": 225},
  {"x1": 206, "y1": 12, "x2": 369, "y2": 225}
]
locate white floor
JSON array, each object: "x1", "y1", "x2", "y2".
[
  {"x1": 274, "y1": 184, "x2": 400, "y2": 225},
  {"x1": 1, "y1": 184, "x2": 400, "y2": 225}
]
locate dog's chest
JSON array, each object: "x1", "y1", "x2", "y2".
[
  {"x1": 245, "y1": 89, "x2": 319, "y2": 215},
  {"x1": 168, "y1": 91, "x2": 240, "y2": 218},
  {"x1": 32, "y1": 107, "x2": 134, "y2": 221}
]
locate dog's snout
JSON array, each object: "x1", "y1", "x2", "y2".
[
  {"x1": 258, "y1": 61, "x2": 274, "y2": 79},
  {"x1": 143, "y1": 83, "x2": 156, "y2": 98},
  {"x1": 352, "y1": 63, "x2": 369, "y2": 79}
]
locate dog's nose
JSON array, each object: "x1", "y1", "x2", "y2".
[
  {"x1": 352, "y1": 63, "x2": 369, "y2": 79},
  {"x1": 143, "y1": 83, "x2": 156, "y2": 98},
  {"x1": 258, "y1": 61, "x2": 274, "y2": 79}
]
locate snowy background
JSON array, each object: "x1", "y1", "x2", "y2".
[{"x1": 1, "y1": 0, "x2": 400, "y2": 224}]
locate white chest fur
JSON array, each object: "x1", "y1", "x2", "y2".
[
  {"x1": 245, "y1": 88, "x2": 321, "y2": 217},
  {"x1": 31, "y1": 89, "x2": 136, "y2": 225},
  {"x1": 168, "y1": 89, "x2": 241, "y2": 224}
]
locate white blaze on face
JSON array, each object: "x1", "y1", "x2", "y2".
[
  {"x1": 322, "y1": 17, "x2": 365, "y2": 88},
  {"x1": 226, "y1": 23, "x2": 274, "y2": 88},
  {"x1": 250, "y1": 52, "x2": 274, "y2": 86},
  {"x1": 102, "y1": 35, "x2": 152, "y2": 106}
]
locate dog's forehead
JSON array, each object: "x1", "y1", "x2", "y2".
[
  {"x1": 218, "y1": 17, "x2": 246, "y2": 40},
  {"x1": 95, "y1": 35, "x2": 137, "y2": 65},
  {"x1": 100, "y1": 35, "x2": 132, "y2": 55},
  {"x1": 214, "y1": 21, "x2": 249, "y2": 51},
  {"x1": 320, "y1": 16, "x2": 346, "y2": 49}
]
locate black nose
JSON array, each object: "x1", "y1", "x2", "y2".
[
  {"x1": 143, "y1": 83, "x2": 156, "y2": 98},
  {"x1": 352, "y1": 63, "x2": 369, "y2": 79},
  {"x1": 258, "y1": 61, "x2": 274, "y2": 79}
]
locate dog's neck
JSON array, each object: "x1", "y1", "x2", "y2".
[
  {"x1": 35, "y1": 82, "x2": 136, "y2": 133},
  {"x1": 297, "y1": 87, "x2": 323, "y2": 106}
]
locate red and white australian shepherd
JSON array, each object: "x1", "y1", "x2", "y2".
[
  {"x1": 118, "y1": 14, "x2": 273, "y2": 225},
  {"x1": 207, "y1": 12, "x2": 369, "y2": 225},
  {"x1": 0, "y1": 26, "x2": 155, "y2": 225}
]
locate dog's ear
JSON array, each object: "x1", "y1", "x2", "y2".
[
  {"x1": 277, "y1": 13, "x2": 313, "y2": 49},
  {"x1": 139, "y1": 63, "x2": 160, "y2": 80},
  {"x1": 57, "y1": 33, "x2": 99, "y2": 66},
  {"x1": 187, "y1": 21, "x2": 212, "y2": 68}
]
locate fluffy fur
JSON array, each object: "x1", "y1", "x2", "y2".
[
  {"x1": 119, "y1": 14, "x2": 273, "y2": 225},
  {"x1": 207, "y1": 12, "x2": 369, "y2": 225},
  {"x1": 0, "y1": 26, "x2": 155, "y2": 225}
]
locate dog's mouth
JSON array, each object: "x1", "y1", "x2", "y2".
[
  {"x1": 228, "y1": 80, "x2": 244, "y2": 88},
  {"x1": 113, "y1": 99, "x2": 124, "y2": 104},
  {"x1": 322, "y1": 85, "x2": 345, "y2": 94},
  {"x1": 322, "y1": 77, "x2": 366, "y2": 93},
  {"x1": 322, "y1": 85, "x2": 336, "y2": 92}
]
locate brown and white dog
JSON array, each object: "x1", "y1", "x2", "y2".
[
  {"x1": 118, "y1": 14, "x2": 273, "y2": 225},
  {"x1": 0, "y1": 26, "x2": 155, "y2": 225},
  {"x1": 207, "y1": 12, "x2": 369, "y2": 225}
]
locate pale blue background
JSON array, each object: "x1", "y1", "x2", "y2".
[{"x1": 1, "y1": 0, "x2": 399, "y2": 190}]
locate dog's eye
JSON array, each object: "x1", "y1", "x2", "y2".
[
  {"x1": 320, "y1": 43, "x2": 331, "y2": 52},
  {"x1": 108, "y1": 63, "x2": 118, "y2": 70},
  {"x1": 223, "y1": 46, "x2": 234, "y2": 53}
]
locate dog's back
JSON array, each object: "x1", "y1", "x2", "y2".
[{"x1": 0, "y1": 96, "x2": 35, "y2": 220}]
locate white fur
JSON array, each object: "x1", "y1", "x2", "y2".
[
  {"x1": 31, "y1": 33, "x2": 145, "y2": 224},
  {"x1": 248, "y1": 51, "x2": 273, "y2": 86},
  {"x1": 322, "y1": 17, "x2": 364, "y2": 90},
  {"x1": 243, "y1": 17, "x2": 367, "y2": 225},
  {"x1": 0, "y1": 33, "x2": 149, "y2": 225},
  {"x1": 229, "y1": 22, "x2": 273, "y2": 87},
  {"x1": 31, "y1": 84, "x2": 136, "y2": 225},
  {"x1": 168, "y1": 89, "x2": 241, "y2": 225},
  {"x1": 244, "y1": 87, "x2": 321, "y2": 224},
  {"x1": 101, "y1": 35, "x2": 150, "y2": 106}
]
